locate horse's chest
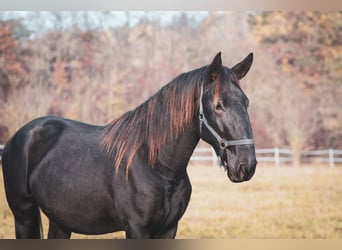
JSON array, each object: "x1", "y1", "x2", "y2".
[{"x1": 156, "y1": 179, "x2": 192, "y2": 226}]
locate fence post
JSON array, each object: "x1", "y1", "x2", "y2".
[
  {"x1": 211, "y1": 147, "x2": 217, "y2": 167},
  {"x1": 274, "y1": 147, "x2": 280, "y2": 167},
  {"x1": 0, "y1": 144, "x2": 3, "y2": 161},
  {"x1": 329, "y1": 148, "x2": 334, "y2": 168}
]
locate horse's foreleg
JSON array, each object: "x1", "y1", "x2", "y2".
[
  {"x1": 125, "y1": 223, "x2": 154, "y2": 239},
  {"x1": 125, "y1": 222, "x2": 178, "y2": 239},
  {"x1": 154, "y1": 223, "x2": 178, "y2": 239},
  {"x1": 48, "y1": 220, "x2": 71, "y2": 239}
]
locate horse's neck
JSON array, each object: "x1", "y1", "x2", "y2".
[{"x1": 156, "y1": 123, "x2": 200, "y2": 181}]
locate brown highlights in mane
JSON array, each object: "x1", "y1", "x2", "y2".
[
  {"x1": 100, "y1": 67, "x2": 205, "y2": 175},
  {"x1": 212, "y1": 67, "x2": 239, "y2": 106},
  {"x1": 212, "y1": 69, "x2": 223, "y2": 106}
]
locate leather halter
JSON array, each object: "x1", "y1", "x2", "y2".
[{"x1": 198, "y1": 84, "x2": 254, "y2": 162}]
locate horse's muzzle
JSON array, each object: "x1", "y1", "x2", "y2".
[{"x1": 227, "y1": 159, "x2": 257, "y2": 183}]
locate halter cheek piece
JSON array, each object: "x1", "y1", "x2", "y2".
[{"x1": 198, "y1": 84, "x2": 254, "y2": 165}]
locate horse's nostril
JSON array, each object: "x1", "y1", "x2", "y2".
[{"x1": 237, "y1": 163, "x2": 246, "y2": 176}]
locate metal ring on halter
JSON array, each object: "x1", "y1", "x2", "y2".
[{"x1": 220, "y1": 139, "x2": 227, "y2": 149}]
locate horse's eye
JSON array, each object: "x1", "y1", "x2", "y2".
[{"x1": 215, "y1": 102, "x2": 223, "y2": 111}]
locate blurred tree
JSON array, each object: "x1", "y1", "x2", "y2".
[
  {"x1": 0, "y1": 11, "x2": 341, "y2": 155},
  {"x1": 0, "y1": 22, "x2": 30, "y2": 141},
  {"x1": 249, "y1": 11, "x2": 342, "y2": 159},
  {"x1": 0, "y1": 22, "x2": 28, "y2": 99}
]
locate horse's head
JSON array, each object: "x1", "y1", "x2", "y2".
[{"x1": 199, "y1": 52, "x2": 257, "y2": 182}]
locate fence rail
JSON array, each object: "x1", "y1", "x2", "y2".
[
  {"x1": 191, "y1": 146, "x2": 342, "y2": 167},
  {"x1": 0, "y1": 144, "x2": 341, "y2": 167}
]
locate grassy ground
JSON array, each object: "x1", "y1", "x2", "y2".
[
  {"x1": 0, "y1": 164, "x2": 341, "y2": 239},
  {"x1": 178, "y1": 164, "x2": 342, "y2": 239}
]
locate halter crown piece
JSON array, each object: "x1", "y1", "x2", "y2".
[{"x1": 198, "y1": 84, "x2": 254, "y2": 165}]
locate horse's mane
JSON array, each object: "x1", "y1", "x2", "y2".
[{"x1": 101, "y1": 66, "x2": 206, "y2": 174}]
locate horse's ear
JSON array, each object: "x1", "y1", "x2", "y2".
[
  {"x1": 206, "y1": 52, "x2": 222, "y2": 83},
  {"x1": 231, "y1": 53, "x2": 253, "y2": 80}
]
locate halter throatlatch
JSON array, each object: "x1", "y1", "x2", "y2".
[{"x1": 198, "y1": 84, "x2": 254, "y2": 166}]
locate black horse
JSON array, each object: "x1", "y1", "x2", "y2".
[{"x1": 2, "y1": 52, "x2": 257, "y2": 239}]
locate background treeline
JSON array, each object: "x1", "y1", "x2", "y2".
[{"x1": 0, "y1": 12, "x2": 341, "y2": 163}]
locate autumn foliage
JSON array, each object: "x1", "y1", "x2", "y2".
[{"x1": 0, "y1": 12, "x2": 341, "y2": 161}]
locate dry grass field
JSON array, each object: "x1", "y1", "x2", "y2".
[{"x1": 0, "y1": 164, "x2": 341, "y2": 239}]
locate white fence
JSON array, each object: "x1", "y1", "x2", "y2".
[
  {"x1": 0, "y1": 144, "x2": 3, "y2": 161},
  {"x1": 1, "y1": 144, "x2": 342, "y2": 167},
  {"x1": 190, "y1": 147, "x2": 342, "y2": 167}
]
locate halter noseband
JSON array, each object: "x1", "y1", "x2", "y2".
[{"x1": 198, "y1": 84, "x2": 254, "y2": 157}]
